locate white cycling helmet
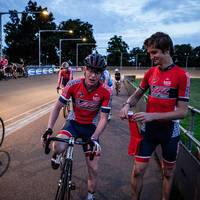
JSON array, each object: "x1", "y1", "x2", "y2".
[
  {"x1": 61, "y1": 62, "x2": 69, "y2": 69},
  {"x1": 115, "y1": 68, "x2": 119, "y2": 72}
]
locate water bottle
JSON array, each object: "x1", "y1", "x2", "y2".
[{"x1": 127, "y1": 111, "x2": 143, "y2": 155}]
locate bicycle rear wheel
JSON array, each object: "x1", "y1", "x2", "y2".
[
  {"x1": 55, "y1": 159, "x2": 73, "y2": 200},
  {"x1": 0, "y1": 118, "x2": 5, "y2": 147}
]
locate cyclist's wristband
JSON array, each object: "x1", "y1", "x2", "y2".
[{"x1": 122, "y1": 102, "x2": 132, "y2": 108}]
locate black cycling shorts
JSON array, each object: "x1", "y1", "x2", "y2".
[
  {"x1": 135, "y1": 121, "x2": 180, "y2": 163},
  {"x1": 61, "y1": 120, "x2": 97, "y2": 153}
]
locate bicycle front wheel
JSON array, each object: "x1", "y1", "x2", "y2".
[
  {"x1": 63, "y1": 103, "x2": 70, "y2": 119},
  {"x1": 55, "y1": 160, "x2": 73, "y2": 200},
  {"x1": 0, "y1": 118, "x2": 5, "y2": 146}
]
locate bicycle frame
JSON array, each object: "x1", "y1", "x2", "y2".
[
  {"x1": 45, "y1": 137, "x2": 91, "y2": 200},
  {"x1": 58, "y1": 137, "x2": 75, "y2": 200}
]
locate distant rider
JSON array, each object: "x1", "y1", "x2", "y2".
[
  {"x1": 114, "y1": 68, "x2": 121, "y2": 93},
  {"x1": 57, "y1": 62, "x2": 73, "y2": 93}
]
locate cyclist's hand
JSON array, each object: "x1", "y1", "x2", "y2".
[
  {"x1": 41, "y1": 128, "x2": 53, "y2": 146},
  {"x1": 56, "y1": 87, "x2": 60, "y2": 94},
  {"x1": 90, "y1": 138, "x2": 101, "y2": 154},
  {"x1": 120, "y1": 103, "x2": 130, "y2": 119}
]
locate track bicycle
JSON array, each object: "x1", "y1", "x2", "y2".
[
  {"x1": 0, "y1": 117, "x2": 5, "y2": 147},
  {"x1": 57, "y1": 88, "x2": 71, "y2": 119},
  {"x1": 45, "y1": 136, "x2": 94, "y2": 200},
  {"x1": 114, "y1": 80, "x2": 121, "y2": 96}
]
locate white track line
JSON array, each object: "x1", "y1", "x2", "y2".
[
  {"x1": 4, "y1": 99, "x2": 56, "y2": 123},
  {"x1": 5, "y1": 102, "x2": 55, "y2": 137}
]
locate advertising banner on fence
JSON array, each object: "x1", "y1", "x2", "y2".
[{"x1": 27, "y1": 66, "x2": 55, "y2": 76}]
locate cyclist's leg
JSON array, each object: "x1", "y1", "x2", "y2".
[
  {"x1": 131, "y1": 122, "x2": 157, "y2": 200},
  {"x1": 161, "y1": 135, "x2": 180, "y2": 200},
  {"x1": 85, "y1": 156, "x2": 99, "y2": 199},
  {"x1": 80, "y1": 124, "x2": 99, "y2": 195},
  {"x1": 118, "y1": 80, "x2": 121, "y2": 92},
  {"x1": 52, "y1": 120, "x2": 74, "y2": 154},
  {"x1": 51, "y1": 120, "x2": 77, "y2": 169}
]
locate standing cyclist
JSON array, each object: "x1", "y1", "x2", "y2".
[
  {"x1": 120, "y1": 32, "x2": 190, "y2": 200},
  {"x1": 42, "y1": 53, "x2": 111, "y2": 200},
  {"x1": 57, "y1": 61, "x2": 73, "y2": 93}
]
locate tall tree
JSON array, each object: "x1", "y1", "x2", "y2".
[
  {"x1": 191, "y1": 46, "x2": 200, "y2": 68},
  {"x1": 4, "y1": 0, "x2": 56, "y2": 65},
  {"x1": 174, "y1": 44, "x2": 193, "y2": 68},
  {"x1": 107, "y1": 35, "x2": 129, "y2": 66},
  {"x1": 58, "y1": 19, "x2": 96, "y2": 66}
]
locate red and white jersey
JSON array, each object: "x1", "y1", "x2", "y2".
[
  {"x1": 139, "y1": 64, "x2": 190, "y2": 113},
  {"x1": 59, "y1": 78, "x2": 111, "y2": 124},
  {"x1": 57, "y1": 69, "x2": 72, "y2": 87}
]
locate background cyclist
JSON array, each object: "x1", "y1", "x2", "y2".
[
  {"x1": 42, "y1": 53, "x2": 111, "y2": 200},
  {"x1": 114, "y1": 68, "x2": 121, "y2": 94},
  {"x1": 101, "y1": 68, "x2": 113, "y2": 120},
  {"x1": 56, "y1": 61, "x2": 73, "y2": 93},
  {"x1": 120, "y1": 32, "x2": 190, "y2": 200}
]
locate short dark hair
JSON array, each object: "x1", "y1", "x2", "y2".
[{"x1": 144, "y1": 32, "x2": 174, "y2": 56}]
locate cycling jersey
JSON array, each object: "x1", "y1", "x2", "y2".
[
  {"x1": 115, "y1": 72, "x2": 121, "y2": 81},
  {"x1": 139, "y1": 64, "x2": 190, "y2": 114},
  {"x1": 57, "y1": 68, "x2": 72, "y2": 87},
  {"x1": 133, "y1": 64, "x2": 190, "y2": 164},
  {"x1": 101, "y1": 70, "x2": 113, "y2": 87},
  {"x1": 59, "y1": 78, "x2": 111, "y2": 124},
  {"x1": 0, "y1": 58, "x2": 8, "y2": 69}
]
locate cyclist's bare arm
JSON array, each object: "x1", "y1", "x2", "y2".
[
  {"x1": 91, "y1": 111, "x2": 108, "y2": 140},
  {"x1": 57, "y1": 70, "x2": 62, "y2": 88},
  {"x1": 47, "y1": 100, "x2": 64, "y2": 129},
  {"x1": 120, "y1": 87, "x2": 144, "y2": 119}
]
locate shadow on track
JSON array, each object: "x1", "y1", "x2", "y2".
[{"x1": 0, "y1": 150, "x2": 11, "y2": 177}]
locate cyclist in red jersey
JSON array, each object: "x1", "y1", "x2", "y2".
[
  {"x1": 56, "y1": 61, "x2": 73, "y2": 92},
  {"x1": 42, "y1": 53, "x2": 111, "y2": 200},
  {"x1": 120, "y1": 32, "x2": 190, "y2": 200}
]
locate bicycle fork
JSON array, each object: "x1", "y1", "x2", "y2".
[{"x1": 66, "y1": 138, "x2": 76, "y2": 191}]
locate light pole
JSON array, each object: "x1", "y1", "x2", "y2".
[
  {"x1": 76, "y1": 43, "x2": 96, "y2": 66},
  {"x1": 59, "y1": 38, "x2": 86, "y2": 66},
  {"x1": 39, "y1": 29, "x2": 73, "y2": 67},
  {"x1": 185, "y1": 53, "x2": 189, "y2": 70},
  {"x1": 0, "y1": 10, "x2": 48, "y2": 59},
  {"x1": 135, "y1": 52, "x2": 147, "y2": 69}
]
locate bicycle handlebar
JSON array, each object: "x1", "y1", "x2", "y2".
[
  {"x1": 45, "y1": 137, "x2": 91, "y2": 154},
  {"x1": 44, "y1": 136, "x2": 96, "y2": 160}
]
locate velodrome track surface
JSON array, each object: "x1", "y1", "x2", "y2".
[{"x1": 0, "y1": 71, "x2": 164, "y2": 200}]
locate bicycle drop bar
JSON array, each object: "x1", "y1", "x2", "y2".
[{"x1": 44, "y1": 137, "x2": 95, "y2": 160}]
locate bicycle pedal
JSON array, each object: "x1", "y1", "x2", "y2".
[{"x1": 70, "y1": 182, "x2": 76, "y2": 190}]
